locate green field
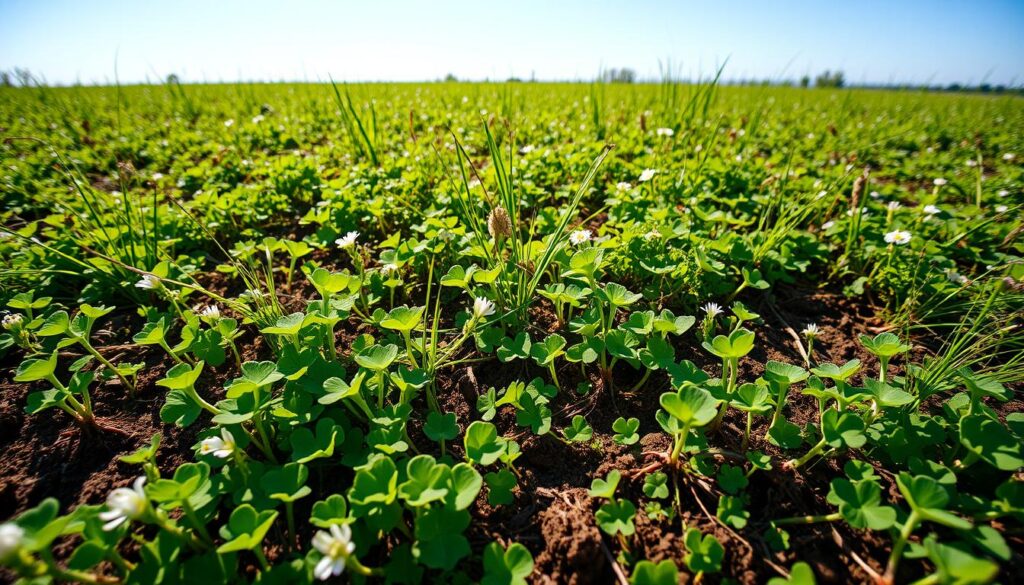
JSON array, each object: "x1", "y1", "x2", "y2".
[{"x1": 1, "y1": 81, "x2": 1022, "y2": 584}]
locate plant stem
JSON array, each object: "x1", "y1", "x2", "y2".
[
  {"x1": 884, "y1": 510, "x2": 920, "y2": 584},
  {"x1": 773, "y1": 512, "x2": 842, "y2": 525}
]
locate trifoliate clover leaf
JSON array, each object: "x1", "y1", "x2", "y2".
[
  {"x1": 379, "y1": 305, "x2": 424, "y2": 332},
  {"x1": 310, "y1": 494, "x2": 349, "y2": 528},
  {"x1": 767, "y1": 562, "x2": 816, "y2": 585},
  {"x1": 289, "y1": 418, "x2": 343, "y2": 464},
  {"x1": 659, "y1": 386, "x2": 720, "y2": 427},
  {"x1": 354, "y1": 344, "x2": 399, "y2": 371},
  {"x1": 485, "y1": 469, "x2": 517, "y2": 506},
  {"x1": 261, "y1": 462, "x2": 311, "y2": 504},
  {"x1": 424, "y1": 411, "x2": 459, "y2": 443},
  {"x1": 595, "y1": 499, "x2": 636, "y2": 536},
  {"x1": 959, "y1": 415, "x2": 1024, "y2": 472},
  {"x1": 563, "y1": 415, "x2": 593, "y2": 442},
  {"x1": 826, "y1": 478, "x2": 896, "y2": 530},
  {"x1": 612, "y1": 416, "x2": 641, "y2": 445},
  {"x1": 684, "y1": 528, "x2": 724, "y2": 573},
  {"x1": 643, "y1": 472, "x2": 669, "y2": 499},
  {"x1": 717, "y1": 494, "x2": 749, "y2": 529},
  {"x1": 701, "y1": 328, "x2": 756, "y2": 359},
  {"x1": 896, "y1": 473, "x2": 972, "y2": 530},
  {"x1": 216, "y1": 504, "x2": 277, "y2": 554},
  {"x1": 821, "y1": 408, "x2": 867, "y2": 449},
  {"x1": 717, "y1": 464, "x2": 749, "y2": 495},
  {"x1": 497, "y1": 331, "x2": 532, "y2": 362},
  {"x1": 398, "y1": 455, "x2": 450, "y2": 507}
]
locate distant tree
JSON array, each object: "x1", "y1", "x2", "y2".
[
  {"x1": 800, "y1": 75, "x2": 810, "y2": 88},
  {"x1": 0, "y1": 71, "x2": 11, "y2": 87},
  {"x1": 815, "y1": 70, "x2": 845, "y2": 88},
  {"x1": 166, "y1": 73, "x2": 180, "y2": 85},
  {"x1": 602, "y1": 68, "x2": 636, "y2": 84},
  {"x1": 443, "y1": 73, "x2": 458, "y2": 82}
]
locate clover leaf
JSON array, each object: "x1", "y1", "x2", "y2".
[
  {"x1": 612, "y1": 416, "x2": 641, "y2": 445},
  {"x1": 563, "y1": 415, "x2": 593, "y2": 442},
  {"x1": 826, "y1": 478, "x2": 896, "y2": 530},
  {"x1": 486, "y1": 469, "x2": 517, "y2": 506},
  {"x1": 482, "y1": 541, "x2": 534, "y2": 585},
  {"x1": 684, "y1": 528, "x2": 724, "y2": 573},
  {"x1": 216, "y1": 504, "x2": 278, "y2": 554},
  {"x1": 588, "y1": 469, "x2": 622, "y2": 500},
  {"x1": 630, "y1": 559, "x2": 678, "y2": 585},
  {"x1": 643, "y1": 472, "x2": 669, "y2": 499},
  {"x1": 595, "y1": 499, "x2": 636, "y2": 536},
  {"x1": 464, "y1": 421, "x2": 504, "y2": 466}
]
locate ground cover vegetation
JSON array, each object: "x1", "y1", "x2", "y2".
[{"x1": 0, "y1": 79, "x2": 1022, "y2": 584}]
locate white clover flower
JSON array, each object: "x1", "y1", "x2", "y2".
[
  {"x1": 701, "y1": 302, "x2": 722, "y2": 318},
  {"x1": 821, "y1": 221, "x2": 835, "y2": 230},
  {"x1": 224, "y1": 119, "x2": 235, "y2": 128},
  {"x1": 380, "y1": 263, "x2": 398, "y2": 275},
  {"x1": 196, "y1": 305, "x2": 220, "y2": 321},
  {"x1": 520, "y1": 144, "x2": 535, "y2": 154},
  {"x1": 2, "y1": 313, "x2": 23, "y2": 330},
  {"x1": 135, "y1": 274, "x2": 162, "y2": 290},
  {"x1": 569, "y1": 229, "x2": 592, "y2": 246},
  {"x1": 1002, "y1": 153, "x2": 1015, "y2": 161},
  {"x1": 884, "y1": 230, "x2": 912, "y2": 245},
  {"x1": 615, "y1": 181, "x2": 632, "y2": 192},
  {"x1": 933, "y1": 178, "x2": 947, "y2": 186},
  {"x1": 923, "y1": 204, "x2": 941, "y2": 215},
  {"x1": 0, "y1": 523, "x2": 24, "y2": 560},
  {"x1": 199, "y1": 428, "x2": 236, "y2": 459},
  {"x1": 965, "y1": 159, "x2": 977, "y2": 167},
  {"x1": 998, "y1": 189, "x2": 1009, "y2": 197},
  {"x1": 869, "y1": 190, "x2": 881, "y2": 199},
  {"x1": 472, "y1": 297, "x2": 495, "y2": 320},
  {"x1": 638, "y1": 169, "x2": 657, "y2": 182},
  {"x1": 656, "y1": 127, "x2": 674, "y2": 137},
  {"x1": 815, "y1": 190, "x2": 828, "y2": 200},
  {"x1": 887, "y1": 201, "x2": 901, "y2": 211},
  {"x1": 995, "y1": 205, "x2": 1008, "y2": 213},
  {"x1": 152, "y1": 172, "x2": 164, "y2": 181},
  {"x1": 801, "y1": 323, "x2": 820, "y2": 337},
  {"x1": 643, "y1": 229, "x2": 661, "y2": 241},
  {"x1": 252, "y1": 115, "x2": 265, "y2": 124},
  {"x1": 312, "y1": 524, "x2": 355, "y2": 581},
  {"x1": 335, "y1": 231, "x2": 359, "y2": 248},
  {"x1": 99, "y1": 477, "x2": 148, "y2": 531}
]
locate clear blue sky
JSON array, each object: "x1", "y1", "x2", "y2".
[{"x1": 2, "y1": 0, "x2": 1022, "y2": 86}]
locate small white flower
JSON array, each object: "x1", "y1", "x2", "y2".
[
  {"x1": 152, "y1": 172, "x2": 164, "y2": 181},
  {"x1": 0, "y1": 523, "x2": 24, "y2": 560},
  {"x1": 801, "y1": 323, "x2": 820, "y2": 337},
  {"x1": 520, "y1": 144, "x2": 535, "y2": 154},
  {"x1": 656, "y1": 127, "x2": 674, "y2": 137},
  {"x1": 196, "y1": 305, "x2": 220, "y2": 321},
  {"x1": 99, "y1": 477, "x2": 148, "y2": 531},
  {"x1": 569, "y1": 229, "x2": 592, "y2": 246},
  {"x1": 995, "y1": 205, "x2": 1008, "y2": 213},
  {"x1": 615, "y1": 181, "x2": 632, "y2": 192},
  {"x1": 380, "y1": 263, "x2": 398, "y2": 275},
  {"x1": 933, "y1": 178, "x2": 947, "y2": 186},
  {"x1": 701, "y1": 302, "x2": 722, "y2": 318},
  {"x1": 965, "y1": 159, "x2": 977, "y2": 167},
  {"x1": 923, "y1": 204, "x2": 941, "y2": 215},
  {"x1": 1003, "y1": 153, "x2": 1015, "y2": 161},
  {"x1": 638, "y1": 169, "x2": 657, "y2": 182},
  {"x1": 884, "y1": 230, "x2": 912, "y2": 245},
  {"x1": 224, "y1": 119, "x2": 235, "y2": 128},
  {"x1": 335, "y1": 231, "x2": 359, "y2": 248},
  {"x1": 2, "y1": 313, "x2": 23, "y2": 330},
  {"x1": 643, "y1": 229, "x2": 661, "y2": 241},
  {"x1": 821, "y1": 221, "x2": 835, "y2": 230},
  {"x1": 199, "y1": 428, "x2": 236, "y2": 459},
  {"x1": 135, "y1": 274, "x2": 161, "y2": 290},
  {"x1": 252, "y1": 115, "x2": 265, "y2": 124},
  {"x1": 998, "y1": 189, "x2": 1009, "y2": 197},
  {"x1": 472, "y1": 297, "x2": 495, "y2": 320},
  {"x1": 869, "y1": 190, "x2": 881, "y2": 199},
  {"x1": 312, "y1": 524, "x2": 355, "y2": 581},
  {"x1": 887, "y1": 201, "x2": 901, "y2": 211},
  {"x1": 815, "y1": 190, "x2": 828, "y2": 200}
]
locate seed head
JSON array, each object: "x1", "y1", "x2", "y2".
[{"x1": 487, "y1": 206, "x2": 512, "y2": 239}]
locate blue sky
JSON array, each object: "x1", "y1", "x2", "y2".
[{"x1": 1, "y1": 0, "x2": 1022, "y2": 86}]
